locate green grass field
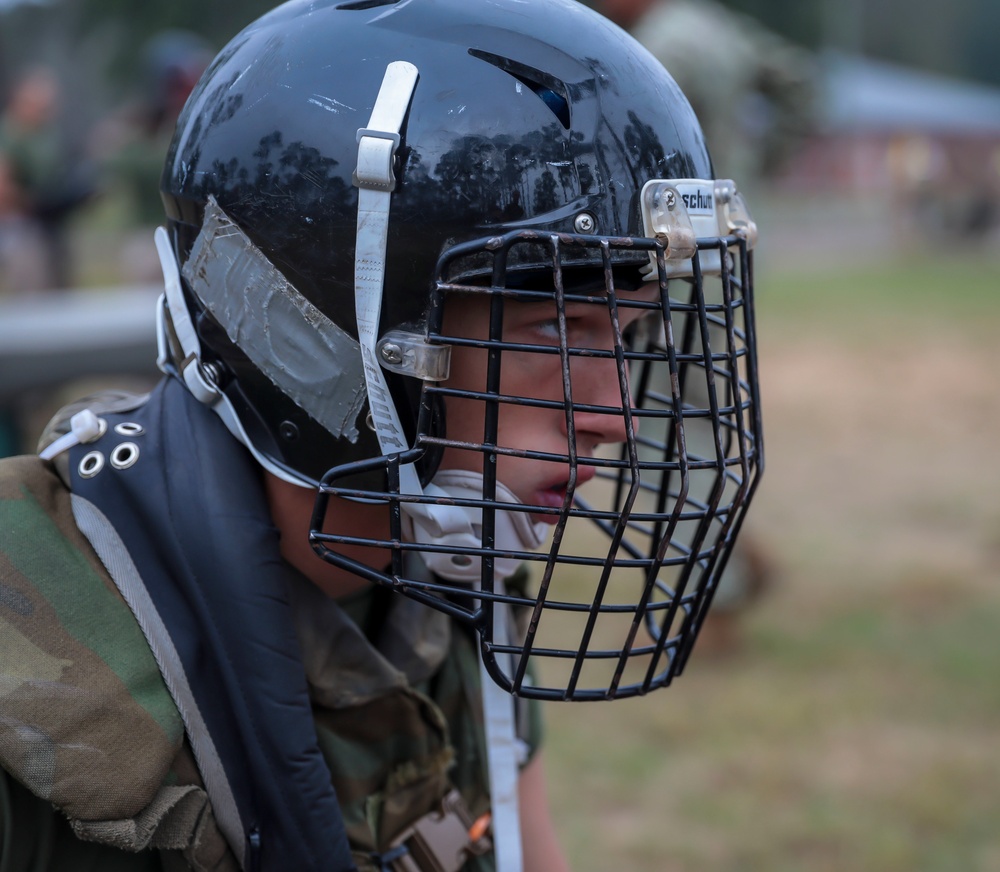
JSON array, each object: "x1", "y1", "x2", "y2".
[{"x1": 545, "y1": 212, "x2": 1000, "y2": 871}]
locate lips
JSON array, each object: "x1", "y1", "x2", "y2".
[{"x1": 530, "y1": 465, "x2": 597, "y2": 523}]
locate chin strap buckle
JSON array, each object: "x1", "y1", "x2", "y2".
[
  {"x1": 374, "y1": 789, "x2": 491, "y2": 872},
  {"x1": 154, "y1": 225, "x2": 221, "y2": 406}
]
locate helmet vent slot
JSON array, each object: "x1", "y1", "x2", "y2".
[
  {"x1": 335, "y1": 0, "x2": 401, "y2": 10},
  {"x1": 468, "y1": 49, "x2": 570, "y2": 129}
]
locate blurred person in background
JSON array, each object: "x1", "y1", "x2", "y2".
[
  {"x1": 0, "y1": 66, "x2": 96, "y2": 289},
  {"x1": 598, "y1": 0, "x2": 816, "y2": 184},
  {"x1": 0, "y1": 149, "x2": 47, "y2": 295},
  {"x1": 99, "y1": 29, "x2": 214, "y2": 228},
  {"x1": 0, "y1": 150, "x2": 47, "y2": 455},
  {"x1": 90, "y1": 30, "x2": 213, "y2": 282}
]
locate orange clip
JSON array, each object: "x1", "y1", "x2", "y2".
[{"x1": 468, "y1": 812, "x2": 491, "y2": 844}]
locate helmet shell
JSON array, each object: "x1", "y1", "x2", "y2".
[{"x1": 161, "y1": 0, "x2": 712, "y2": 482}]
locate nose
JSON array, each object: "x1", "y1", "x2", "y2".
[{"x1": 564, "y1": 351, "x2": 635, "y2": 449}]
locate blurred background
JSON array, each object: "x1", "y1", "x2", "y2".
[{"x1": 1, "y1": 0, "x2": 998, "y2": 869}]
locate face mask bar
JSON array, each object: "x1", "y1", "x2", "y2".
[{"x1": 311, "y1": 229, "x2": 763, "y2": 701}]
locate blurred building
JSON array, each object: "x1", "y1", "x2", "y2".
[{"x1": 779, "y1": 52, "x2": 1000, "y2": 239}]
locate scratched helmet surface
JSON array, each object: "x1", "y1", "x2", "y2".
[{"x1": 161, "y1": 0, "x2": 711, "y2": 484}]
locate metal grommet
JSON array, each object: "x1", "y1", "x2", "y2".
[
  {"x1": 574, "y1": 212, "x2": 596, "y2": 234},
  {"x1": 365, "y1": 410, "x2": 377, "y2": 432},
  {"x1": 110, "y1": 442, "x2": 140, "y2": 470},
  {"x1": 79, "y1": 451, "x2": 105, "y2": 478},
  {"x1": 114, "y1": 422, "x2": 145, "y2": 436}
]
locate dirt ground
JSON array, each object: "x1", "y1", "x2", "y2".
[{"x1": 755, "y1": 317, "x2": 1000, "y2": 604}]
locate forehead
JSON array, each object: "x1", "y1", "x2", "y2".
[
  {"x1": 438, "y1": 281, "x2": 661, "y2": 345},
  {"x1": 443, "y1": 278, "x2": 661, "y2": 312}
]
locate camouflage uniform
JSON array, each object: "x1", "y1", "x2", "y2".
[{"x1": 0, "y1": 385, "x2": 540, "y2": 871}]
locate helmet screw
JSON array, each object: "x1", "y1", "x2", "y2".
[
  {"x1": 279, "y1": 421, "x2": 300, "y2": 442},
  {"x1": 202, "y1": 361, "x2": 223, "y2": 384},
  {"x1": 574, "y1": 212, "x2": 596, "y2": 234},
  {"x1": 380, "y1": 343, "x2": 403, "y2": 365},
  {"x1": 665, "y1": 191, "x2": 677, "y2": 209}
]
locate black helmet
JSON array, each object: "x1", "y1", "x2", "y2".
[
  {"x1": 158, "y1": 0, "x2": 763, "y2": 700},
  {"x1": 160, "y1": 0, "x2": 712, "y2": 483}
]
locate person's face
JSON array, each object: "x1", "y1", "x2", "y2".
[
  {"x1": 9, "y1": 72, "x2": 59, "y2": 130},
  {"x1": 438, "y1": 282, "x2": 659, "y2": 522}
]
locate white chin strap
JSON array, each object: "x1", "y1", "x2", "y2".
[
  {"x1": 353, "y1": 63, "x2": 528, "y2": 872},
  {"x1": 404, "y1": 469, "x2": 548, "y2": 583},
  {"x1": 405, "y1": 469, "x2": 543, "y2": 872}
]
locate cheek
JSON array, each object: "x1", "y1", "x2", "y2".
[
  {"x1": 441, "y1": 342, "x2": 569, "y2": 446},
  {"x1": 443, "y1": 346, "x2": 482, "y2": 417},
  {"x1": 499, "y1": 349, "x2": 565, "y2": 403},
  {"x1": 493, "y1": 406, "x2": 568, "y2": 477}
]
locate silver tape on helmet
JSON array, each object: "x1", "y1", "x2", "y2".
[{"x1": 183, "y1": 197, "x2": 367, "y2": 442}]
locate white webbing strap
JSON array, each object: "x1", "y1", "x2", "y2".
[
  {"x1": 154, "y1": 227, "x2": 219, "y2": 406},
  {"x1": 480, "y1": 590, "x2": 525, "y2": 872},
  {"x1": 353, "y1": 62, "x2": 468, "y2": 538},
  {"x1": 354, "y1": 63, "x2": 523, "y2": 870},
  {"x1": 354, "y1": 61, "x2": 423, "y2": 499}
]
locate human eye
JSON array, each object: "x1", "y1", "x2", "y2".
[
  {"x1": 504, "y1": 301, "x2": 563, "y2": 344},
  {"x1": 505, "y1": 301, "x2": 598, "y2": 346},
  {"x1": 530, "y1": 310, "x2": 590, "y2": 344},
  {"x1": 533, "y1": 317, "x2": 561, "y2": 341}
]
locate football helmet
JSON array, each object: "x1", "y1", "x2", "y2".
[{"x1": 159, "y1": 0, "x2": 764, "y2": 701}]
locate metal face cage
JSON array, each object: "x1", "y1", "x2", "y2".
[{"x1": 311, "y1": 229, "x2": 763, "y2": 701}]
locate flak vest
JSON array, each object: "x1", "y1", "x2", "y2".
[{"x1": 0, "y1": 378, "x2": 522, "y2": 871}]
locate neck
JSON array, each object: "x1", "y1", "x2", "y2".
[{"x1": 264, "y1": 472, "x2": 389, "y2": 600}]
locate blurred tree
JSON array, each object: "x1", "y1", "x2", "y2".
[
  {"x1": 0, "y1": 1, "x2": 281, "y2": 190},
  {"x1": 715, "y1": 0, "x2": 1000, "y2": 86},
  {"x1": 68, "y1": 0, "x2": 280, "y2": 90},
  {"x1": 0, "y1": 1, "x2": 279, "y2": 104},
  {"x1": 962, "y1": 0, "x2": 1000, "y2": 87},
  {"x1": 578, "y1": 0, "x2": 999, "y2": 84}
]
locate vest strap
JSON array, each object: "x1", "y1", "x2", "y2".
[{"x1": 377, "y1": 789, "x2": 491, "y2": 872}]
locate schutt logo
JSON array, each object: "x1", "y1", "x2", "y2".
[{"x1": 680, "y1": 188, "x2": 714, "y2": 212}]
